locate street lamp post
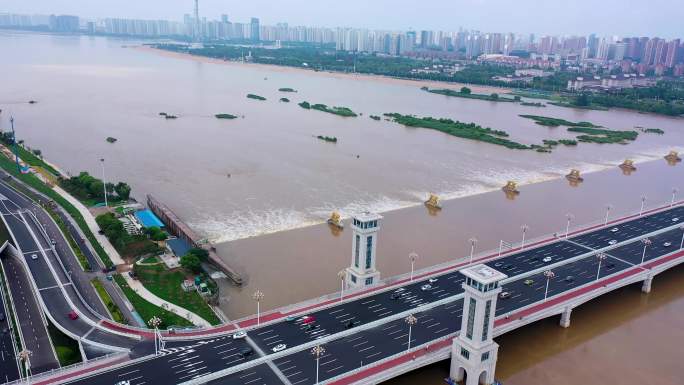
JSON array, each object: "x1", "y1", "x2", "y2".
[
  {"x1": 100, "y1": 158, "x2": 108, "y2": 207},
  {"x1": 604, "y1": 204, "x2": 613, "y2": 226},
  {"x1": 520, "y1": 225, "x2": 529, "y2": 250},
  {"x1": 18, "y1": 349, "x2": 32, "y2": 384},
  {"x1": 337, "y1": 270, "x2": 346, "y2": 301},
  {"x1": 311, "y1": 345, "x2": 326, "y2": 384},
  {"x1": 672, "y1": 188, "x2": 678, "y2": 207},
  {"x1": 596, "y1": 253, "x2": 607, "y2": 280},
  {"x1": 640, "y1": 238, "x2": 652, "y2": 265},
  {"x1": 253, "y1": 289, "x2": 264, "y2": 326},
  {"x1": 408, "y1": 252, "x2": 418, "y2": 281},
  {"x1": 680, "y1": 226, "x2": 684, "y2": 250},
  {"x1": 148, "y1": 316, "x2": 163, "y2": 355},
  {"x1": 543, "y1": 270, "x2": 555, "y2": 301},
  {"x1": 468, "y1": 238, "x2": 477, "y2": 265},
  {"x1": 565, "y1": 214, "x2": 574, "y2": 239},
  {"x1": 405, "y1": 314, "x2": 417, "y2": 351},
  {"x1": 639, "y1": 196, "x2": 646, "y2": 216}
]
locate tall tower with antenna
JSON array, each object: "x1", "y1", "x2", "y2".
[{"x1": 194, "y1": 0, "x2": 200, "y2": 42}]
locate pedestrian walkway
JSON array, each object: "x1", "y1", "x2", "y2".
[
  {"x1": 121, "y1": 272, "x2": 212, "y2": 328},
  {"x1": 52, "y1": 186, "x2": 125, "y2": 265}
]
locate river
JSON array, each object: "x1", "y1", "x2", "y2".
[{"x1": 1, "y1": 31, "x2": 683, "y2": 384}]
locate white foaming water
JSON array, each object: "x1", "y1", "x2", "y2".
[{"x1": 194, "y1": 146, "x2": 683, "y2": 244}]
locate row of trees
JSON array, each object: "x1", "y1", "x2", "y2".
[
  {"x1": 180, "y1": 248, "x2": 209, "y2": 273},
  {"x1": 60, "y1": 172, "x2": 131, "y2": 203}
]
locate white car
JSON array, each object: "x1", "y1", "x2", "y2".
[
  {"x1": 663, "y1": 242, "x2": 672, "y2": 247},
  {"x1": 542, "y1": 256, "x2": 552, "y2": 263},
  {"x1": 30, "y1": 254, "x2": 38, "y2": 260},
  {"x1": 115, "y1": 381, "x2": 131, "y2": 385},
  {"x1": 608, "y1": 240, "x2": 618, "y2": 245},
  {"x1": 499, "y1": 291, "x2": 511, "y2": 299},
  {"x1": 428, "y1": 278, "x2": 438, "y2": 283},
  {"x1": 610, "y1": 227, "x2": 619, "y2": 233},
  {"x1": 272, "y1": 344, "x2": 287, "y2": 352},
  {"x1": 232, "y1": 331, "x2": 247, "y2": 339},
  {"x1": 420, "y1": 284, "x2": 432, "y2": 291},
  {"x1": 672, "y1": 218, "x2": 679, "y2": 222}
]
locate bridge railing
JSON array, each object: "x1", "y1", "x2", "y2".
[
  {"x1": 4, "y1": 352, "x2": 127, "y2": 385},
  {"x1": 227, "y1": 198, "x2": 682, "y2": 330}
]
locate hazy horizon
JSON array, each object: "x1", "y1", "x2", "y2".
[{"x1": 3, "y1": 0, "x2": 684, "y2": 38}]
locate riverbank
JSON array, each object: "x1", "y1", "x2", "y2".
[{"x1": 137, "y1": 45, "x2": 507, "y2": 95}]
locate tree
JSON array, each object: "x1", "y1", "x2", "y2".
[
  {"x1": 185, "y1": 248, "x2": 209, "y2": 262},
  {"x1": 460, "y1": 86, "x2": 471, "y2": 94},
  {"x1": 115, "y1": 182, "x2": 132, "y2": 200},
  {"x1": 146, "y1": 226, "x2": 167, "y2": 241},
  {"x1": 575, "y1": 92, "x2": 591, "y2": 107},
  {"x1": 490, "y1": 93, "x2": 499, "y2": 100},
  {"x1": 180, "y1": 254, "x2": 202, "y2": 273}
]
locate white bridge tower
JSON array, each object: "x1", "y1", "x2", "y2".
[
  {"x1": 345, "y1": 212, "x2": 382, "y2": 288},
  {"x1": 450, "y1": 264, "x2": 507, "y2": 385}
]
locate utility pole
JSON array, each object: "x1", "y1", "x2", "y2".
[{"x1": 10, "y1": 116, "x2": 20, "y2": 173}]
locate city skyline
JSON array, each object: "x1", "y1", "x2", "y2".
[{"x1": 3, "y1": 0, "x2": 684, "y2": 38}]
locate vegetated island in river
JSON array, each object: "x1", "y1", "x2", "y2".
[
  {"x1": 215, "y1": 114, "x2": 238, "y2": 119},
  {"x1": 278, "y1": 88, "x2": 297, "y2": 92},
  {"x1": 384, "y1": 113, "x2": 531, "y2": 150},
  {"x1": 106, "y1": 137, "x2": 117, "y2": 143},
  {"x1": 519, "y1": 114, "x2": 638, "y2": 144},
  {"x1": 316, "y1": 135, "x2": 338, "y2": 143},
  {"x1": 422, "y1": 86, "x2": 519, "y2": 102},
  {"x1": 298, "y1": 101, "x2": 358, "y2": 117},
  {"x1": 247, "y1": 94, "x2": 267, "y2": 101},
  {"x1": 519, "y1": 115, "x2": 602, "y2": 128}
]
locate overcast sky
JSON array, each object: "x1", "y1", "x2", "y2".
[{"x1": 3, "y1": 0, "x2": 683, "y2": 38}]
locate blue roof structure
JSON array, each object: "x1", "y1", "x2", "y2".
[
  {"x1": 166, "y1": 238, "x2": 192, "y2": 257},
  {"x1": 134, "y1": 210, "x2": 165, "y2": 228}
]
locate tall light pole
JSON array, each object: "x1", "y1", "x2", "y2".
[
  {"x1": 520, "y1": 225, "x2": 529, "y2": 249},
  {"x1": 148, "y1": 315, "x2": 163, "y2": 355},
  {"x1": 337, "y1": 270, "x2": 346, "y2": 301},
  {"x1": 604, "y1": 204, "x2": 613, "y2": 225},
  {"x1": 468, "y1": 238, "x2": 477, "y2": 265},
  {"x1": 311, "y1": 345, "x2": 326, "y2": 384},
  {"x1": 680, "y1": 225, "x2": 684, "y2": 250},
  {"x1": 253, "y1": 289, "x2": 264, "y2": 326},
  {"x1": 640, "y1": 238, "x2": 652, "y2": 265},
  {"x1": 543, "y1": 270, "x2": 555, "y2": 301},
  {"x1": 405, "y1": 314, "x2": 417, "y2": 351},
  {"x1": 10, "y1": 116, "x2": 21, "y2": 173},
  {"x1": 672, "y1": 188, "x2": 678, "y2": 207},
  {"x1": 639, "y1": 195, "x2": 646, "y2": 216},
  {"x1": 408, "y1": 252, "x2": 418, "y2": 281},
  {"x1": 596, "y1": 253, "x2": 607, "y2": 280},
  {"x1": 100, "y1": 158, "x2": 108, "y2": 207},
  {"x1": 565, "y1": 213, "x2": 574, "y2": 239}
]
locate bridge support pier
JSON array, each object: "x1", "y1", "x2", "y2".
[
  {"x1": 641, "y1": 275, "x2": 653, "y2": 294},
  {"x1": 559, "y1": 306, "x2": 572, "y2": 328}
]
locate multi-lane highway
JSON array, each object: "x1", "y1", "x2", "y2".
[
  {"x1": 0, "y1": 265, "x2": 20, "y2": 384},
  {"x1": 0, "y1": 181, "x2": 143, "y2": 354},
  {"x1": 62, "y1": 204, "x2": 684, "y2": 385}
]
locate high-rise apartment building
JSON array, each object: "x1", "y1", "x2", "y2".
[
  {"x1": 250, "y1": 17, "x2": 260, "y2": 41},
  {"x1": 665, "y1": 39, "x2": 680, "y2": 67}
]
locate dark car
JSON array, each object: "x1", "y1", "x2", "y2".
[
  {"x1": 390, "y1": 293, "x2": 402, "y2": 300},
  {"x1": 344, "y1": 320, "x2": 359, "y2": 329},
  {"x1": 238, "y1": 347, "x2": 253, "y2": 358}
]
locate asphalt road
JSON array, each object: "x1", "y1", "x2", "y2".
[
  {"x1": 0, "y1": 265, "x2": 20, "y2": 384},
  {"x1": 0, "y1": 183, "x2": 141, "y2": 353},
  {"x1": 63, "y1": 205, "x2": 684, "y2": 385}
]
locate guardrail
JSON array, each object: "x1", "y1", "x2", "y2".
[{"x1": 3, "y1": 352, "x2": 127, "y2": 385}]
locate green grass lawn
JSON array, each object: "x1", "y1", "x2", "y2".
[
  {"x1": 134, "y1": 264, "x2": 221, "y2": 325},
  {"x1": 46, "y1": 320, "x2": 81, "y2": 366},
  {"x1": 113, "y1": 274, "x2": 192, "y2": 329},
  {"x1": 91, "y1": 278, "x2": 127, "y2": 324}
]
